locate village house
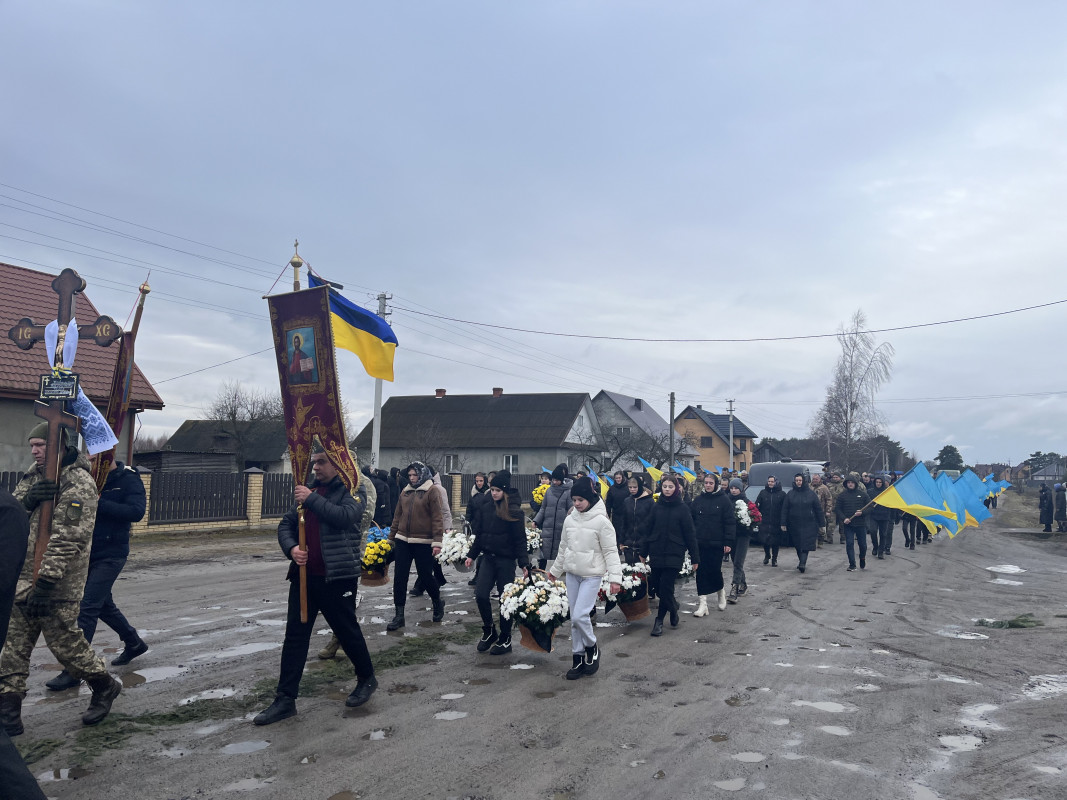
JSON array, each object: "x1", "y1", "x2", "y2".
[
  {"x1": 673, "y1": 404, "x2": 758, "y2": 473},
  {"x1": 135, "y1": 419, "x2": 291, "y2": 473},
  {"x1": 590, "y1": 390, "x2": 699, "y2": 472}
]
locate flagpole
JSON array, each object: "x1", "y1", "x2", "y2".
[
  {"x1": 371, "y1": 292, "x2": 391, "y2": 467},
  {"x1": 124, "y1": 280, "x2": 151, "y2": 465},
  {"x1": 289, "y1": 242, "x2": 309, "y2": 622}
]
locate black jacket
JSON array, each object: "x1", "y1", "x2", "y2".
[
  {"x1": 640, "y1": 496, "x2": 699, "y2": 569},
  {"x1": 782, "y1": 476, "x2": 826, "y2": 552},
  {"x1": 0, "y1": 488, "x2": 30, "y2": 647},
  {"x1": 278, "y1": 475, "x2": 366, "y2": 586},
  {"x1": 690, "y1": 490, "x2": 736, "y2": 550},
  {"x1": 365, "y1": 472, "x2": 393, "y2": 527},
  {"x1": 90, "y1": 462, "x2": 147, "y2": 561},
  {"x1": 467, "y1": 488, "x2": 529, "y2": 566},
  {"x1": 868, "y1": 481, "x2": 891, "y2": 521},
  {"x1": 756, "y1": 483, "x2": 786, "y2": 529},
  {"x1": 1055, "y1": 488, "x2": 1066, "y2": 522},
  {"x1": 617, "y1": 490, "x2": 654, "y2": 552},
  {"x1": 466, "y1": 487, "x2": 493, "y2": 538},
  {"x1": 605, "y1": 481, "x2": 630, "y2": 521},
  {"x1": 835, "y1": 482, "x2": 870, "y2": 524}
]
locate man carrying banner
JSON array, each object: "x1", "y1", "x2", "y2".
[
  {"x1": 254, "y1": 443, "x2": 376, "y2": 725},
  {"x1": 0, "y1": 424, "x2": 122, "y2": 735}
]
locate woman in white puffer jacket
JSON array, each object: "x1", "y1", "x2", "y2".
[{"x1": 547, "y1": 477, "x2": 623, "y2": 681}]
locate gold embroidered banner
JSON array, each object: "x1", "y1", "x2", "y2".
[{"x1": 267, "y1": 286, "x2": 358, "y2": 491}]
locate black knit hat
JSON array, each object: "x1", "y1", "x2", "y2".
[
  {"x1": 490, "y1": 470, "x2": 512, "y2": 490},
  {"x1": 551, "y1": 463, "x2": 569, "y2": 481},
  {"x1": 570, "y1": 476, "x2": 599, "y2": 506}
]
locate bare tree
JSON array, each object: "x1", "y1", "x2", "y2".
[
  {"x1": 574, "y1": 426, "x2": 696, "y2": 472},
  {"x1": 399, "y1": 420, "x2": 458, "y2": 475},
  {"x1": 205, "y1": 380, "x2": 283, "y2": 470},
  {"x1": 810, "y1": 310, "x2": 894, "y2": 474},
  {"x1": 133, "y1": 430, "x2": 171, "y2": 453}
]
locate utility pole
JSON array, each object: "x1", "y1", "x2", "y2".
[
  {"x1": 370, "y1": 291, "x2": 392, "y2": 467},
  {"x1": 727, "y1": 399, "x2": 736, "y2": 471},
  {"x1": 668, "y1": 392, "x2": 675, "y2": 471}
]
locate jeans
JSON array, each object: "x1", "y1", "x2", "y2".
[
  {"x1": 732, "y1": 534, "x2": 749, "y2": 588},
  {"x1": 392, "y1": 539, "x2": 441, "y2": 607},
  {"x1": 565, "y1": 574, "x2": 601, "y2": 653},
  {"x1": 475, "y1": 555, "x2": 517, "y2": 639},
  {"x1": 276, "y1": 576, "x2": 373, "y2": 699},
  {"x1": 78, "y1": 557, "x2": 138, "y2": 645},
  {"x1": 844, "y1": 522, "x2": 867, "y2": 567}
]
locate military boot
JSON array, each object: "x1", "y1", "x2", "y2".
[
  {"x1": 82, "y1": 674, "x2": 121, "y2": 726},
  {"x1": 318, "y1": 633, "x2": 341, "y2": 660},
  {"x1": 0, "y1": 692, "x2": 24, "y2": 736}
]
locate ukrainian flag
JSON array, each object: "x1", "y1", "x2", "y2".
[
  {"x1": 637, "y1": 457, "x2": 664, "y2": 484},
  {"x1": 934, "y1": 473, "x2": 968, "y2": 536},
  {"x1": 952, "y1": 473, "x2": 992, "y2": 527},
  {"x1": 309, "y1": 274, "x2": 398, "y2": 381},
  {"x1": 872, "y1": 464, "x2": 959, "y2": 535},
  {"x1": 585, "y1": 465, "x2": 611, "y2": 499}
]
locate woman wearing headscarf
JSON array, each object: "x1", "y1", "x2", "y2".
[
  {"x1": 617, "y1": 475, "x2": 654, "y2": 564},
  {"x1": 387, "y1": 462, "x2": 445, "y2": 630},
  {"x1": 781, "y1": 472, "x2": 825, "y2": 573},
  {"x1": 726, "y1": 478, "x2": 754, "y2": 603},
  {"x1": 532, "y1": 463, "x2": 573, "y2": 569},
  {"x1": 639, "y1": 475, "x2": 698, "y2": 637},
  {"x1": 690, "y1": 473, "x2": 735, "y2": 615},
  {"x1": 756, "y1": 475, "x2": 785, "y2": 567}
]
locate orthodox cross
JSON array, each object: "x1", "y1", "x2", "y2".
[{"x1": 6, "y1": 268, "x2": 123, "y2": 579}]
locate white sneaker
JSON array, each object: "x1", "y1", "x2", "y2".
[
  {"x1": 716, "y1": 589, "x2": 727, "y2": 611},
  {"x1": 693, "y1": 597, "x2": 709, "y2": 617}
]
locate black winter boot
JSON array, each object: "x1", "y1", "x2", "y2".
[
  {"x1": 583, "y1": 644, "x2": 600, "y2": 676},
  {"x1": 566, "y1": 654, "x2": 585, "y2": 680},
  {"x1": 477, "y1": 627, "x2": 498, "y2": 652},
  {"x1": 0, "y1": 692, "x2": 23, "y2": 736},
  {"x1": 112, "y1": 637, "x2": 148, "y2": 666},
  {"x1": 46, "y1": 670, "x2": 80, "y2": 691},
  {"x1": 409, "y1": 577, "x2": 425, "y2": 597},
  {"x1": 727, "y1": 583, "x2": 739, "y2": 604},
  {"x1": 386, "y1": 607, "x2": 406, "y2": 630},
  {"x1": 253, "y1": 694, "x2": 296, "y2": 726},
  {"x1": 650, "y1": 617, "x2": 665, "y2": 637},
  {"x1": 82, "y1": 674, "x2": 121, "y2": 726},
  {"x1": 432, "y1": 597, "x2": 446, "y2": 622}
]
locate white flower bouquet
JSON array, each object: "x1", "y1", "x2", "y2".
[
  {"x1": 678, "y1": 551, "x2": 694, "y2": 582},
  {"x1": 735, "y1": 499, "x2": 752, "y2": 527},
  {"x1": 524, "y1": 520, "x2": 542, "y2": 554},
  {"x1": 436, "y1": 528, "x2": 474, "y2": 566},
  {"x1": 599, "y1": 562, "x2": 651, "y2": 603},
  {"x1": 500, "y1": 573, "x2": 569, "y2": 651}
]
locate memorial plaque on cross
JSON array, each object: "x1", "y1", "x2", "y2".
[{"x1": 6, "y1": 268, "x2": 124, "y2": 580}]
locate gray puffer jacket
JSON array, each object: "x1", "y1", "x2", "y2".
[
  {"x1": 279, "y1": 475, "x2": 367, "y2": 586},
  {"x1": 533, "y1": 479, "x2": 573, "y2": 561}
]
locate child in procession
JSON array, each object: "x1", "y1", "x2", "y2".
[
  {"x1": 547, "y1": 477, "x2": 623, "y2": 679},
  {"x1": 639, "y1": 474, "x2": 699, "y2": 637}
]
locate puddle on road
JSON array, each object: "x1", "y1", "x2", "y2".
[
  {"x1": 221, "y1": 777, "x2": 275, "y2": 791},
  {"x1": 181, "y1": 688, "x2": 236, "y2": 705},
  {"x1": 629, "y1": 759, "x2": 646, "y2": 767},
  {"x1": 255, "y1": 618, "x2": 285, "y2": 626},
  {"x1": 792, "y1": 700, "x2": 848, "y2": 713},
  {"x1": 709, "y1": 733, "x2": 729, "y2": 742},
  {"x1": 615, "y1": 652, "x2": 631, "y2": 658},
  {"x1": 1035, "y1": 765, "x2": 1062, "y2": 775},
  {"x1": 989, "y1": 578, "x2": 1024, "y2": 586},
  {"x1": 936, "y1": 674, "x2": 979, "y2": 685},
  {"x1": 829, "y1": 760, "x2": 865, "y2": 772},
  {"x1": 935, "y1": 628, "x2": 988, "y2": 640},
  {"x1": 362, "y1": 728, "x2": 393, "y2": 740},
  {"x1": 388, "y1": 683, "x2": 421, "y2": 694},
  {"x1": 939, "y1": 734, "x2": 981, "y2": 752},
  {"x1": 732, "y1": 752, "x2": 765, "y2": 763},
  {"x1": 1023, "y1": 675, "x2": 1067, "y2": 698},
  {"x1": 774, "y1": 662, "x2": 793, "y2": 667},
  {"x1": 961, "y1": 704, "x2": 1003, "y2": 731},
  {"x1": 854, "y1": 684, "x2": 881, "y2": 692},
  {"x1": 463, "y1": 678, "x2": 491, "y2": 686},
  {"x1": 781, "y1": 752, "x2": 803, "y2": 760},
  {"x1": 770, "y1": 718, "x2": 789, "y2": 726},
  {"x1": 732, "y1": 653, "x2": 752, "y2": 657},
  {"x1": 158, "y1": 748, "x2": 189, "y2": 758},
  {"x1": 712, "y1": 778, "x2": 746, "y2": 791},
  {"x1": 854, "y1": 667, "x2": 883, "y2": 677},
  {"x1": 434, "y1": 710, "x2": 468, "y2": 720},
  {"x1": 910, "y1": 783, "x2": 942, "y2": 800},
  {"x1": 510, "y1": 664, "x2": 535, "y2": 670},
  {"x1": 535, "y1": 691, "x2": 556, "y2": 699},
  {"x1": 193, "y1": 642, "x2": 281, "y2": 661},
  {"x1": 129, "y1": 665, "x2": 188, "y2": 684},
  {"x1": 120, "y1": 672, "x2": 146, "y2": 688},
  {"x1": 36, "y1": 767, "x2": 92, "y2": 782},
  {"x1": 370, "y1": 617, "x2": 386, "y2": 625},
  {"x1": 820, "y1": 726, "x2": 851, "y2": 736},
  {"x1": 221, "y1": 740, "x2": 270, "y2": 754},
  {"x1": 725, "y1": 693, "x2": 750, "y2": 707},
  {"x1": 871, "y1": 649, "x2": 891, "y2": 655},
  {"x1": 440, "y1": 692, "x2": 465, "y2": 700},
  {"x1": 984, "y1": 564, "x2": 1026, "y2": 574}
]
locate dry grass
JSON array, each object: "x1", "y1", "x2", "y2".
[{"x1": 992, "y1": 490, "x2": 1041, "y2": 529}]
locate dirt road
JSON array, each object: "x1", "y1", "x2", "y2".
[{"x1": 15, "y1": 506, "x2": 1067, "y2": 800}]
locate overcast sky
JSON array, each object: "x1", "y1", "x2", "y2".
[{"x1": 3, "y1": 1, "x2": 1064, "y2": 467}]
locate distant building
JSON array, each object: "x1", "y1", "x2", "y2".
[
  {"x1": 1031, "y1": 463, "x2": 1066, "y2": 484},
  {"x1": 591, "y1": 390, "x2": 698, "y2": 472},
  {"x1": 350, "y1": 388, "x2": 603, "y2": 474},
  {"x1": 137, "y1": 419, "x2": 290, "y2": 473},
  {"x1": 0, "y1": 262, "x2": 164, "y2": 471},
  {"x1": 752, "y1": 440, "x2": 786, "y2": 465},
  {"x1": 673, "y1": 405, "x2": 757, "y2": 473}
]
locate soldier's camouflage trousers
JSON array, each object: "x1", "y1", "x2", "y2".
[{"x1": 0, "y1": 601, "x2": 107, "y2": 696}]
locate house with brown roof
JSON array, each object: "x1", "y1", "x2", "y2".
[
  {"x1": 0, "y1": 262, "x2": 164, "y2": 471},
  {"x1": 673, "y1": 404, "x2": 758, "y2": 473}
]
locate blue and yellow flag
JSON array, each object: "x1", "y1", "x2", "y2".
[
  {"x1": 637, "y1": 456, "x2": 664, "y2": 484},
  {"x1": 872, "y1": 464, "x2": 959, "y2": 535},
  {"x1": 585, "y1": 465, "x2": 611, "y2": 498},
  {"x1": 308, "y1": 273, "x2": 398, "y2": 381},
  {"x1": 934, "y1": 473, "x2": 969, "y2": 536},
  {"x1": 952, "y1": 473, "x2": 992, "y2": 527}
]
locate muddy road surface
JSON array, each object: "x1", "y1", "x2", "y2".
[{"x1": 15, "y1": 516, "x2": 1067, "y2": 800}]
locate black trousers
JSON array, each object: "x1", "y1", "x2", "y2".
[
  {"x1": 276, "y1": 576, "x2": 373, "y2": 699},
  {"x1": 78, "y1": 557, "x2": 138, "y2": 645},
  {"x1": 392, "y1": 539, "x2": 441, "y2": 607},
  {"x1": 475, "y1": 555, "x2": 517, "y2": 638},
  {"x1": 695, "y1": 545, "x2": 725, "y2": 595},
  {"x1": 0, "y1": 728, "x2": 47, "y2": 800},
  {"x1": 649, "y1": 567, "x2": 678, "y2": 621}
]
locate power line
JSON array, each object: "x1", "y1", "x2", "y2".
[
  {"x1": 152, "y1": 348, "x2": 275, "y2": 385},
  {"x1": 390, "y1": 299, "x2": 1067, "y2": 343}
]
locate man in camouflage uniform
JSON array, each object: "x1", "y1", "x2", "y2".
[
  {"x1": 0, "y1": 423, "x2": 122, "y2": 736},
  {"x1": 811, "y1": 473, "x2": 834, "y2": 545},
  {"x1": 826, "y1": 472, "x2": 845, "y2": 543}
]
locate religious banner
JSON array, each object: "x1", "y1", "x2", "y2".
[
  {"x1": 91, "y1": 332, "x2": 135, "y2": 489},
  {"x1": 266, "y1": 285, "x2": 359, "y2": 491}
]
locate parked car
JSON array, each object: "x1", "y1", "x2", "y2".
[{"x1": 744, "y1": 460, "x2": 823, "y2": 502}]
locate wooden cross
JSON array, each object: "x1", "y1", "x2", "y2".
[{"x1": 5, "y1": 267, "x2": 124, "y2": 581}]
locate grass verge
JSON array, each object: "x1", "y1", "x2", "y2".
[{"x1": 975, "y1": 613, "x2": 1044, "y2": 629}]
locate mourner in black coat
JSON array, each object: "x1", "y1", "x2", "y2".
[
  {"x1": 756, "y1": 476, "x2": 786, "y2": 565},
  {"x1": 781, "y1": 472, "x2": 825, "y2": 572},
  {"x1": 640, "y1": 476, "x2": 699, "y2": 637}
]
